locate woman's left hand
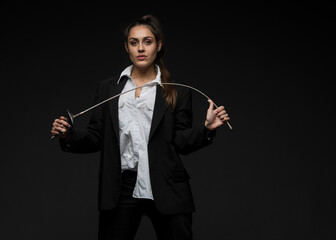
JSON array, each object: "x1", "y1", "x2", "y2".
[{"x1": 205, "y1": 100, "x2": 230, "y2": 131}]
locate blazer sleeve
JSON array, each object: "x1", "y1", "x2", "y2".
[
  {"x1": 173, "y1": 87, "x2": 216, "y2": 155},
  {"x1": 59, "y1": 82, "x2": 104, "y2": 153}
]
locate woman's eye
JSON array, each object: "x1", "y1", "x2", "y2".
[
  {"x1": 130, "y1": 41, "x2": 138, "y2": 46},
  {"x1": 144, "y1": 40, "x2": 152, "y2": 45}
]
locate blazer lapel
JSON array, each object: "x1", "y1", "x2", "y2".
[
  {"x1": 109, "y1": 77, "x2": 127, "y2": 142},
  {"x1": 149, "y1": 85, "x2": 167, "y2": 141}
]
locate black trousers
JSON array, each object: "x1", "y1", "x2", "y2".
[{"x1": 98, "y1": 170, "x2": 193, "y2": 240}]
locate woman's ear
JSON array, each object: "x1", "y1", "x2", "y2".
[
  {"x1": 157, "y1": 40, "x2": 162, "y2": 52},
  {"x1": 124, "y1": 42, "x2": 129, "y2": 53}
]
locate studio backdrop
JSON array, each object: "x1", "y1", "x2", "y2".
[{"x1": 0, "y1": 4, "x2": 335, "y2": 240}]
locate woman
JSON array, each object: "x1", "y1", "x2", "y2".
[{"x1": 51, "y1": 15, "x2": 230, "y2": 240}]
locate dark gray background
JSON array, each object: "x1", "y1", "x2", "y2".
[{"x1": 1, "y1": 3, "x2": 335, "y2": 240}]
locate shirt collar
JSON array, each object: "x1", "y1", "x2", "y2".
[{"x1": 117, "y1": 65, "x2": 162, "y2": 86}]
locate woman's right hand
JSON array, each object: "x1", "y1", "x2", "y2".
[{"x1": 51, "y1": 116, "x2": 71, "y2": 139}]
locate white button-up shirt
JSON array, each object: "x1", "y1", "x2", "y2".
[{"x1": 117, "y1": 65, "x2": 161, "y2": 200}]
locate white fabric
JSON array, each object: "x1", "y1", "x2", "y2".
[{"x1": 117, "y1": 65, "x2": 161, "y2": 199}]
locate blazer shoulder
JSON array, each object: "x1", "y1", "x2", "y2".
[
  {"x1": 169, "y1": 78, "x2": 192, "y2": 97},
  {"x1": 90, "y1": 76, "x2": 120, "y2": 99}
]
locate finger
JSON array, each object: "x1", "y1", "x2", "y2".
[
  {"x1": 51, "y1": 129, "x2": 67, "y2": 138},
  {"x1": 53, "y1": 126, "x2": 66, "y2": 134},
  {"x1": 51, "y1": 129, "x2": 59, "y2": 136},
  {"x1": 214, "y1": 106, "x2": 225, "y2": 114},
  {"x1": 53, "y1": 123, "x2": 63, "y2": 129},
  {"x1": 53, "y1": 123, "x2": 64, "y2": 131},
  {"x1": 55, "y1": 118, "x2": 69, "y2": 126},
  {"x1": 54, "y1": 118, "x2": 70, "y2": 128},
  {"x1": 217, "y1": 113, "x2": 229, "y2": 120},
  {"x1": 51, "y1": 129, "x2": 66, "y2": 135},
  {"x1": 208, "y1": 99, "x2": 214, "y2": 111},
  {"x1": 216, "y1": 110, "x2": 227, "y2": 118},
  {"x1": 51, "y1": 129, "x2": 62, "y2": 136},
  {"x1": 54, "y1": 119, "x2": 65, "y2": 125},
  {"x1": 54, "y1": 122, "x2": 70, "y2": 130},
  {"x1": 221, "y1": 116, "x2": 230, "y2": 122}
]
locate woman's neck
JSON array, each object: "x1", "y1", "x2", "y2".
[{"x1": 131, "y1": 65, "x2": 157, "y2": 85}]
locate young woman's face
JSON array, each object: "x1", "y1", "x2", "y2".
[{"x1": 125, "y1": 25, "x2": 161, "y2": 69}]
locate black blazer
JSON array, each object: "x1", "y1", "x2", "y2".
[{"x1": 60, "y1": 76, "x2": 215, "y2": 214}]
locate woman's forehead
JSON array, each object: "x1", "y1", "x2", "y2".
[{"x1": 128, "y1": 25, "x2": 154, "y2": 39}]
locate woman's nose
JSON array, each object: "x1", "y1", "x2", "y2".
[{"x1": 138, "y1": 43, "x2": 145, "y2": 52}]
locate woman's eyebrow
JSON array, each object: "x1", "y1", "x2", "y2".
[{"x1": 128, "y1": 36, "x2": 154, "y2": 41}]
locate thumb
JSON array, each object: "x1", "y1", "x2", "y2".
[{"x1": 208, "y1": 99, "x2": 214, "y2": 111}]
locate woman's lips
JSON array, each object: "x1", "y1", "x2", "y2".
[{"x1": 137, "y1": 55, "x2": 146, "y2": 60}]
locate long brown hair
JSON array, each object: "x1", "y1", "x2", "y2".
[{"x1": 124, "y1": 14, "x2": 177, "y2": 108}]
